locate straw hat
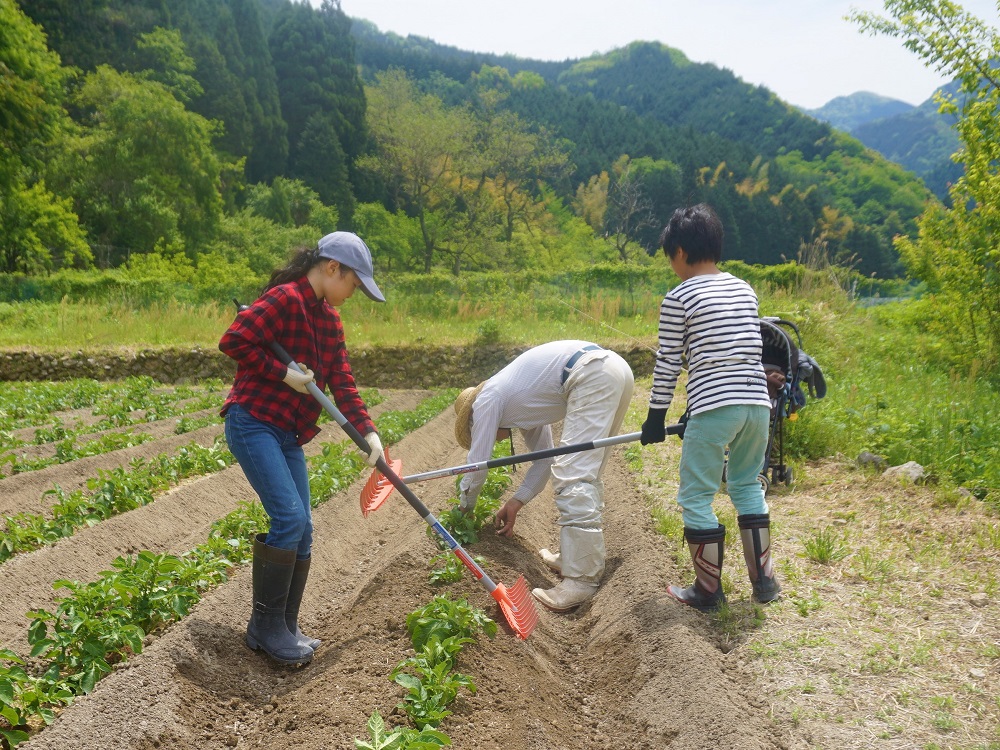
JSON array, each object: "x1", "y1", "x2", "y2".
[{"x1": 453, "y1": 382, "x2": 486, "y2": 450}]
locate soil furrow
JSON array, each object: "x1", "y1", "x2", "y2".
[
  {"x1": 1, "y1": 407, "x2": 219, "y2": 464},
  {"x1": 20, "y1": 391, "x2": 787, "y2": 750},
  {"x1": 0, "y1": 392, "x2": 426, "y2": 653},
  {"x1": 0, "y1": 422, "x2": 226, "y2": 520}
]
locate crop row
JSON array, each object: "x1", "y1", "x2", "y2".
[
  {"x1": 0, "y1": 377, "x2": 227, "y2": 453},
  {"x1": 354, "y1": 446, "x2": 514, "y2": 749},
  {"x1": 0, "y1": 388, "x2": 381, "y2": 562},
  {"x1": 0, "y1": 390, "x2": 456, "y2": 748}
]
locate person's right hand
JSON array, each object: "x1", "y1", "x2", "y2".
[
  {"x1": 640, "y1": 407, "x2": 668, "y2": 444},
  {"x1": 494, "y1": 499, "x2": 524, "y2": 537},
  {"x1": 283, "y1": 365, "x2": 314, "y2": 393}
]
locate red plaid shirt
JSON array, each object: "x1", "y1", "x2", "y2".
[{"x1": 220, "y1": 277, "x2": 375, "y2": 445}]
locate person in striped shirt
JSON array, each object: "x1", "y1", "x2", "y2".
[
  {"x1": 640, "y1": 204, "x2": 780, "y2": 612},
  {"x1": 220, "y1": 231, "x2": 385, "y2": 665}
]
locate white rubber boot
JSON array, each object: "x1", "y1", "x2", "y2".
[
  {"x1": 532, "y1": 577, "x2": 598, "y2": 612},
  {"x1": 539, "y1": 548, "x2": 562, "y2": 574}
]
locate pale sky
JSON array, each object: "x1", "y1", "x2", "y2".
[{"x1": 336, "y1": 0, "x2": 1000, "y2": 110}]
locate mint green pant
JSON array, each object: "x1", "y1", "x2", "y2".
[{"x1": 677, "y1": 404, "x2": 770, "y2": 529}]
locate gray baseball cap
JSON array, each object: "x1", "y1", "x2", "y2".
[{"x1": 317, "y1": 231, "x2": 385, "y2": 302}]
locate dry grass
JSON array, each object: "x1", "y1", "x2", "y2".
[{"x1": 625, "y1": 381, "x2": 1000, "y2": 750}]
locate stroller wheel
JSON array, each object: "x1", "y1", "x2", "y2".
[{"x1": 758, "y1": 473, "x2": 770, "y2": 495}]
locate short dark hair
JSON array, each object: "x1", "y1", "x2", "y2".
[{"x1": 658, "y1": 203, "x2": 724, "y2": 264}]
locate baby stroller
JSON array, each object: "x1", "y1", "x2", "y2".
[{"x1": 757, "y1": 317, "x2": 826, "y2": 492}]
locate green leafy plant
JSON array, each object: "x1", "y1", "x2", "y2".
[
  {"x1": 0, "y1": 388, "x2": 461, "y2": 746},
  {"x1": 392, "y1": 663, "x2": 475, "y2": 729},
  {"x1": 405, "y1": 596, "x2": 497, "y2": 650},
  {"x1": 427, "y1": 552, "x2": 486, "y2": 585},
  {"x1": 353, "y1": 710, "x2": 450, "y2": 750},
  {"x1": 354, "y1": 711, "x2": 403, "y2": 750},
  {"x1": 0, "y1": 439, "x2": 235, "y2": 562}
]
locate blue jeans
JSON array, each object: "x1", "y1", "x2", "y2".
[
  {"x1": 224, "y1": 403, "x2": 312, "y2": 558},
  {"x1": 676, "y1": 404, "x2": 770, "y2": 529}
]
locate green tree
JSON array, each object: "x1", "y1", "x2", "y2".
[
  {"x1": 230, "y1": 0, "x2": 288, "y2": 184},
  {"x1": 269, "y1": 0, "x2": 365, "y2": 219},
  {"x1": 132, "y1": 27, "x2": 202, "y2": 103},
  {"x1": 469, "y1": 69, "x2": 572, "y2": 244},
  {"x1": 360, "y1": 68, "x2": 476, "y2": 272},
  {"x1": 244, "y1": 177, "x2": 338, "y2": 231},
  {"x1": 19, "y1": 0, "x2": 139, "y2": 72},
  {"x1": 852, "y1": 1, "x2": 1000, "y2": 372},
  {"x1": 573, "y1": 172, "x2": 610, "y2": 233},
  {"x1": 292, "y1": 111, "x2": 355, "y2": 221},
  {"x1": 0, "y1": 0, "x2": 90, "y2": 272},
  {"x1": 57, "y1": 65, "x2": 223, "y2": 264},
  {"x1": 352, "y1": 201, "x2": 424, "y2": 272},
  {"x1": 0, "y1": 181, "x2": 91, "y2": 273},
  {"x1": 24, "y1": 0, "x2": 289, "y2": 186}
]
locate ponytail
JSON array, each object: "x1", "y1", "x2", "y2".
[{"x1": 264, "y1": 245, "x2": 321, "y2": 292}]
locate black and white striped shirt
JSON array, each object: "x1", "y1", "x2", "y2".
[{"x1": 650, "y1": 272, "x2": 771, "y2": 415}]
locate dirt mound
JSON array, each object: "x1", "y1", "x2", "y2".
[{"x1": 17, "y1": 393, "x2": 786, "y2": 750}]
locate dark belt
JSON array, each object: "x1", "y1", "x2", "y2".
[{"x1": 561, "y1": 345, "x2": 603, "y2": 384}]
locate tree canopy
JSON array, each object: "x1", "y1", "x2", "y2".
[
  {"x1": 2, "y1": 0, "x2": 968, "y2": 282},
  {"x1": 852, "y1": 0, "x2": 1000, "y2": 372}
]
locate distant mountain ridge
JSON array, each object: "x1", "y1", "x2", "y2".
[
  {"x1": 805, "y1": 92, "x2": 914, "y2": 133},
  {"x1": 805, "y1": 87, "x2": 961, "y2": 199},
  {"x1": 352, "y1": 25, "x2": 935, "y2": 276}
]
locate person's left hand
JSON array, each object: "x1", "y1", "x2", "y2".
[
  {"x1": 362, "y1": 431, "x2": 383, "y2": 467},
  {"x1": 494, "y1": 499, "x2": 525, "y2": 537},
  {"x1": 457, "y1": 488, "x2": 477, "y2": 515}
]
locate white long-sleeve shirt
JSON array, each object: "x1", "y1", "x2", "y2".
[
  {"x1": 650, "y1": 272, "x2": 771, "y2": 415},
  {"x1": 459, "y1": 340, "x2": 609, "y2": 504}
]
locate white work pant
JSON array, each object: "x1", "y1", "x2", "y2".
[{"x1": 553, "y1": 352, "x2": 634, "y2": 583}]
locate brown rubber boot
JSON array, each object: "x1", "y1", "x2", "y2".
[
  {"x1": 738, "y1": 514, "x2": 781, "y2": 603},
  {"x1": 667, "y1": 525, "x2": 727, "y2": 612}
]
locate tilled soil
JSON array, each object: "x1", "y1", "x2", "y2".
[{"x1": 12, "y1": 391, "x2": 788, "y2": 750}]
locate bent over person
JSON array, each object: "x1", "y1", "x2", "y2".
[{"x1": 453, "y1": 340, "x2": 634, "y2": 612}]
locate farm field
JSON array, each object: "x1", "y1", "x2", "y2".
[{"x1": 1, "y1": 380, "x2": 998, "y2": 750}]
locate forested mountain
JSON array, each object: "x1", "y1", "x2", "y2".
[
  {"x1": 352, "y1": 31, "x2": 933, "y2": 276},
  {"x1": 805, "y1": 92, "x2": 914, "y2": 133},
  {"x1": 852, "y1": 98, "x2": 961, "y2": 200},
  {"x1": 806, "y1": 87, "x2": 962, "y2": 200},
  {"x1": 4, "y1": 0, "x2": 939, "y2": 281}
]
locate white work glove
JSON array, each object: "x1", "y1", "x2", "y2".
[
  {"x1": 363, "y1": 431, "x2": 383, "y2": 467},
  {"x1": 282, "y1": 365, "x2": 314, "y2": 394},
  {"x1": 459, "y1": 487, "x2": 476, "y2": 514}
]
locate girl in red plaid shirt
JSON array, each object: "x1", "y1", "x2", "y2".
[{"x1": 220, "y1": 231, "x2": 385, "y2": 665}]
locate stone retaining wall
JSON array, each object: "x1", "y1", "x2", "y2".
[{"x1": 0, "y1": 346, "x2": 655, "y2": 388}]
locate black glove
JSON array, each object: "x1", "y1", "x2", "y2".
[{"x1": 640, "y1": 408, "x2": 668, "y2": 445}]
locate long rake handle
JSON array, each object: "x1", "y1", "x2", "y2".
[
  {"x1": 236, "y1": 304, "x2": 502, "y2": 595},
  {"x1": 401, "y1": 425, "x2": 685, "y2": 484}
]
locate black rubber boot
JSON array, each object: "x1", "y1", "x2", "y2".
[
  {"x1": 738, "y1": 514, "x2": 781, "y2": 603},
  {"x1": 286, "y1": 557, "x2": 321, "y2": 651},
  {"x1": 246, "y1": 534, "x2": 314, "y2": 665},
  {"x1": 667, "y1": 525, "x2": 726, "y2": 612}
]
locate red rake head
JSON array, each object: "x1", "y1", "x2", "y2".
[
  {"x1": 360, "y1": 449, "x2": 402, "y2": 518},
  {"x1": 492, "y1": 575, "x2": 539, "y2": 640}
]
